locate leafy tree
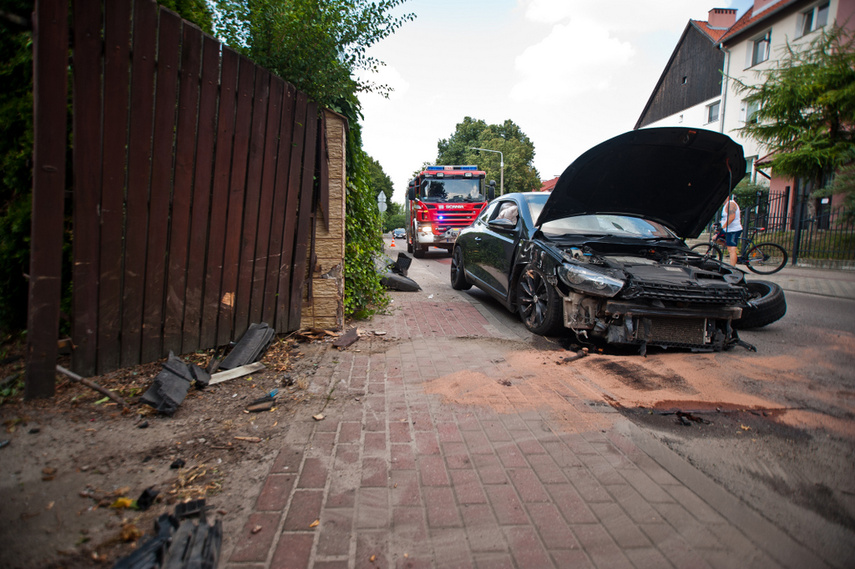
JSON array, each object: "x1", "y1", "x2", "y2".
[
  {"x1": 367, "y1": 154, "x2": 397, "y2": 215},
  {"x1": 383, "y1": 212, "x2": 405, "y2": 233},
  {"x1": 735, "y1": 25, "x2": 855, "y2": 208},
  {"x1": 213, "y1": 0, "x2": 414, "y2": 317},
  {"x1": 0, "y1": 0, "x2": 36, "y2": 332},
  {"x1": 213, "y1": 0, "x2": 413, "y2": 107},
  {"x1": 436, "y1": 117, "x2": 541, "y2": 195},
  {"x1": 159, "y1": 0, "x2": 213, "y2": 34}
]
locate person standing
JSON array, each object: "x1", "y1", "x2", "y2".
[{"x1": 720, "y1": 196, "x2": 742, "y2": 266}]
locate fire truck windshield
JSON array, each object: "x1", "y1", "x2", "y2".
[{"x1": 421, "y1": 178, "x2": 483, "y2": 202}]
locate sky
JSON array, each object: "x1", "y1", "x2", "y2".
[{"x1": 357, "y1": 0, "x2": 754, "y2": 204}]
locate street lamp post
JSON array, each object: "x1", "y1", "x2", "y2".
[{"x1": 469, "y1": 147, "x2": 503, "y2": 195}]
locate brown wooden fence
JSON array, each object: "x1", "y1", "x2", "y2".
[{"x1": 27, "y1": 0, "x2": 334, "y2": 396}]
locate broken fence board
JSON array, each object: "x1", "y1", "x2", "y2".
[{"x1": 209, "y1": 362, "x2": 266, "y2": 385}]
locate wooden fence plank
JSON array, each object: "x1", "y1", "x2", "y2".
[
  {"x1": 182, "y1": 35, "x2": 220, "y2": 354},
  {"x1": 120, "y1": 0, "x2": 158, "y2": 367},
  {"x1": 200, "y1": 46, "x2": 238, "y2": 349},
  {"x1": 262, "y1": 82, "x2": 296, "y2": 325},
  {"x1": 71, "y1": 0, "x2": 103, "y2": 376},
  {"x1": 141, "y1": 7, "x2": 181, "y2": 363},
  {"x1": 234, "y1": 69, "x2": 269, "y2": 337},
  {"x1": 96, "y1": 0, "x2": 131, "y2": 373},
  {"x1": 27, "y1": 0, "x2": 69, "y2": 398},
  {"x1": 275, "y1": 91, "x2": 308, "y2": 332},
  {"x1": 217, "y1": 56, "x2": 255, "y2": 346},
  {"x1": 163, "y1": 21, "x2": 202, "y2": 356},
  {"x1": 289, "y1": 102, "x2": 320, "y2": 331},
  {"x1": 250, "y1": 78, "x2": 284, "y2": 325}
]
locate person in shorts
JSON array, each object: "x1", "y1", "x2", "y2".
[{"x1": 720, "y1": 197, "x2": 742, "y2": 265}]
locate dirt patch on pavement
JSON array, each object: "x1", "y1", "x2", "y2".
[{"x1": 0, "y1": 335, "x2": 331, "y2": 569}]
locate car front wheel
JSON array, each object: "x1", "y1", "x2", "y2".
[
  {"x1": 517, "y1": 264, "x2": 563, "y2": 335},
  {"x1": 450, "y1": 246, "x2": 472, "y2": 290}
]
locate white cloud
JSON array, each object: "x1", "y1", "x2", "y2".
[{"x1": 511, "y1": 19, "x2": 634, "y2": 103}]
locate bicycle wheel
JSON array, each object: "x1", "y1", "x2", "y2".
[
  {"x1": 690, "y1": 242, "x2": 723, "y2": 261},
  {"x1": 745, "y1": 243, "x2": 788, "y2": 274}
]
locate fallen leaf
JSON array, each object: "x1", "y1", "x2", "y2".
[
  {"x1": 110, "y1": 497, "x2": 134, "y2": 509},
  {"x1": 740, "y1": 425, "x2": 751, "y2": 431},
  {"x1": 309, "y1": 519, "x2": 319, "y2": 528},
  {"x1": 369, "y1": 555, "x2": 376, "y2": 562}
]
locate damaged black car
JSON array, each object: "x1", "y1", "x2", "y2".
[{"x1": 450, "y1": 127, "x2": 786, "y2": 352}]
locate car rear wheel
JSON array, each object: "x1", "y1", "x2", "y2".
[
  {"x1": 517, "y1": 265, "x2": 563, "y2": 335},
  {"x1": 733, "y1": 280, "x2": 786, "y2": 329},
  {"x1": 450, "y1": 247, "x2": 471, "y2": 290}
]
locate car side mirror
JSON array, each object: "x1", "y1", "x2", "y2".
[
  {"x1": 488, "y1": 218, "x2": 516, "y2": 231},
  {"x1": 408, "y1": 186, "x2": 415, "y2": 201}
]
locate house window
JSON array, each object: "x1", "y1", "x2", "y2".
[
  {"x1": 799, "y1": 2, "x2": 829, "y2": 37},
  {"x1": 742, "y1": 99, "x2": 761, "y2": 124},
  {"x1": 752, "y1": 31, "x2": 771, "y2": 66},
  {"x1": 707, "y1": 101, "x2": 721, "y2": 123}
]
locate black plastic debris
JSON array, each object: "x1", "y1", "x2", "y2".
[
  {"x1": 137, "y1": 487, "x2": 159, "y2": 511},
  {"x1": 219, "y1": 323, "x2": 275, "y2": 371},
  {"x1": 170, "y1": 458, "x2": 186, "y2": 470},
  {"x1": 246, "y1": 389, "x2": 278, "y2": 413},
  {"x1": 111, "y1": 513, "x2": 175, "y2": 569},
  {"x1": 141, "y1": 353, "x2": 211, "y2": 416},
  {"x1": 111, "y1": 500, "x2": 221, "y2": 569},
  {"x1": 381, "y1": 253, "x2": 420, "y2": 291}
]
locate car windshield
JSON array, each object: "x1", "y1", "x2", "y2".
[
  {"x1": 421, "y1": 179, "x2": 483, "y2": 202},
  {"x1": 540, "y1": 214, "x2": 675, "y2": 238}
]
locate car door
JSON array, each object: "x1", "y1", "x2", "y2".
[
  {"x1": 473, "y1": 199, "x2": 521, "y2": 300},
  {"x1": 461, "y1": 201, "x2": 498, "y2": 287}
]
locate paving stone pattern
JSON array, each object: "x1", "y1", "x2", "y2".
[{"x1": 224, "y1": 300, "x2": 790, "y2": 569}]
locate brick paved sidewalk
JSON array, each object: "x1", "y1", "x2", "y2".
[{"x1": 223, "y1": 299, "x2": 825, "y2": 569}]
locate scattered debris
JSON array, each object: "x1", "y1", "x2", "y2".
[
  {"x1": 219, "y1": 323, "x2": 275, "y2": 370},
  {"x1": 313, "y1": 413, "x2": 325, "y2": 421},
  {"x1": 140, "y1": 353, "x2": 210, "y2": 416},
  {"x1": 333, "y1": 328, "x2": 359, "y2": 350},
  {"x1": 557, "y1": 348, "x2": 588, "y2": 364},
  {"x1": 171, "y1": 459, "x2": 186, "y2": 470},
  {"x1": 234, "y1": 436, "x2": 262, "y2": 443},
  {"x1": 379, "y1": 252, "x2": 421, "y2": 291},
  {"x1": 497, "y1": 379, "x2": 512, "y2": 387},
  {"x1": 245, "y1": 390, "x2": 278, "y2": 413},
  {"x1": 136, "y1": 487, "x2": 159, "y2": 511},
  {"x1": 112, "y1": 500, "x2": 222, "y2": 569},
  {"x1": 56, "y1": 365, "x2": 128, "y2": 408},
  {"x1": 209, "y1": 362, "x2": 266, "y2": 386},
  {"x1": 251, "y1": 525, "x2": 263, "y2": 534},
  {"x1": 309, "y1": 519, "x2": 319, "y2": 528},
  {"x1": 0, "y1": 440, "x2": 9, "y2": 449}
]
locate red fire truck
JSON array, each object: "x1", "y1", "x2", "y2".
[{"x1": 406, "y1": 165, "x2": 496, "y2": 258}]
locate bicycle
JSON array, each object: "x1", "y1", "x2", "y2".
[{"x1": 690, "y1": 224, "x2": 788, "y2": 275}]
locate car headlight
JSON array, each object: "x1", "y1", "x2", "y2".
[{"x1": 557, "y1": 263, "x2": 624, "y2": 297}]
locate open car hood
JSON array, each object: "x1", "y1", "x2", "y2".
[{"x1": 537, "y1": 128, "x2": 746, "y2": 238}]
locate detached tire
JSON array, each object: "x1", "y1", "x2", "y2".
[{"x1": 734, "y1": 280, "x2": 787, "y2": 329}]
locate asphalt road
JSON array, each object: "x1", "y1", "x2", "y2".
[{"x1": 390, "y1": 241, "x2": 855, "y2": 568}]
